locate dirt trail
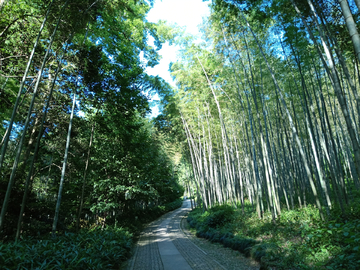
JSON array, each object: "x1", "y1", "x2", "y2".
[{"x1": 126, "y1": 200, "x2": 259, "y2": 270}]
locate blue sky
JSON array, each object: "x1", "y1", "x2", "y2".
[{"x1": 146, "y1": 0, "x2": 210, "y2": 117}]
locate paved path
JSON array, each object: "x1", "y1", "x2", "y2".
[{"x1": 126, "y1": 200, "x2": 249, "y2": 270}]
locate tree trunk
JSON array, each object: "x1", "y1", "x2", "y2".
[
  {"x1": 298, "y1": 0, "x2": 360, "y2": 187},
  {"x1": 239, "y1": 10, "x2": 325, "y2": 220},
  {"x1": 52, "y1": 89, "x2": 76, "y2": 236},
  {"x1": 76, "y1": 120, "x2": 95, "y2": 232},
  {"x1": 0, "y1": 2, "x2": 65, "y2": 231},
  {"x1": 0, "y1": 0, "x2": 54, "y2": 172},
  {"x1": 338, "y1": 0, "x2": 360, "y2": 64}
]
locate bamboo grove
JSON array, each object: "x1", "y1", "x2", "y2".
[
  {"x1": 0, "y1": 0, "x2": 184, "y2": 240},
  {"x1": 161, "y1": 0, "x2": 360, "y2": 222}
]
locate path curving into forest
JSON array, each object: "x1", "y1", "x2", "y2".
[{"x1": 126, "y1": 200, "x2": 259, "y2": 270}]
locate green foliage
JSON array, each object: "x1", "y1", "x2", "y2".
[
  {"x1": 0, "y1": 0, "x2": 185, "y2": 245},
  {"x1": 300, "y1": 217, "x2": 360, "y2": 270},
  {"x1": 187, "y1": 201, "x2": 360, "y2": 269},
  {"x1": 187, "y1": 205, "x2": 261, "y2": 259},
  {"x1": 128, "y1": 198, "x2": 184, "y2": 229},
  {"x1": 164, "y1": 198, "x2": 184, "y2": 211},
  {"x1": 0, "y1": 227, "x2": 132, "y2": 269},
  {"x1": 0, "y1": 198, "x2": 183, "y2": 269},
  {"x1": 204, "y1": 204, "x2": 235, "y2": 229},
  {"x1": 250, "y1": 243, "x2": 281, "y2": 263},
  {"x1": 330, "y1": 190, "x2": 360, "y2": 222}
]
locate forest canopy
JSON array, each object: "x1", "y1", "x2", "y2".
[{"x1": 0, "y1": 0, "x2": 183, "y2": 240}]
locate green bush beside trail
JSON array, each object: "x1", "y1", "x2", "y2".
[
  {"x1": 0, "y1": 199, "x2": 184, "y2": 270},
  {"x1": 187, "y1": 202, "x2": 360, "y2": 269},
  {"x1": 0, "y1": 227, "x2": 132, "y2": 269}
]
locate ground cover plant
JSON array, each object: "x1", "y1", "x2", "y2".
[
  {"x1": 0, "y1": 198, "x2": 184, "y2": 270},
  {"x1": 0, "y1": 227, "x2": 132, "y2": 270},
  {"x1": 187, "y1": 200, "x2": 360, "y2": 269}
]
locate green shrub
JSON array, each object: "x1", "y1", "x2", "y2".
[
  {"x1": 164, "y1": 198, "x2": 183, "y2": 212},
  {"x1": 204, "y1": 204, "x2": 234, "y2": 228},
  {"x1": 231, "y1": 237, "x2": 258, "y2": 256},
  {"x1": 250, "y1": 243, "x2": 280, "y2": 262},
  {"x1": 187, "y1": 208, "x2": 203, "y2": 228},
  {"x1": 187, "y1": 205, "x2": 261, "y2": 260},
  {"x1": 188, "y1": 202, "x2": 360, "y2": 269},
  {"x1": 0, "y1": 227, "x2": 132, "y2": 269}
]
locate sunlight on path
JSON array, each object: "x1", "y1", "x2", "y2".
[{"x1": 126, "y1": 200, "x2": 256, "y2": 270}]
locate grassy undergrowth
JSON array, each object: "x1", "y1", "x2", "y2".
[
  {"x1": 187, "y1": 201, "x2": 360, "y2": 269},
  {"x1": 0, "y1": 198, "x2": 183, "y2": 270},
  {"x1": 0, "y1": 227, "x2": 132, "y2": 269}
]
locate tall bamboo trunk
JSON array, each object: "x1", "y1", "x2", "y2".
[
  {"x1": 52, "y1": 87, "x2": 76, "y2": 236},
  {"x1": 0, "y1": 2, "x2": 66, "y2": 231},
  {"x1": 0, "y1": 0, "x2": 54, "y2": 172},
  {"x1": 239, "y1": 10, "x2": 325, "y2": 220},
  {"x1": 338, "y1": 0, "x2": 360, "y2": 64},
  {"x1": 76, "y1": 121, "x2": 95, "y2": 232},
  {"x1": 293, "y1": 0, "x2": 360, "y2": 186}
]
